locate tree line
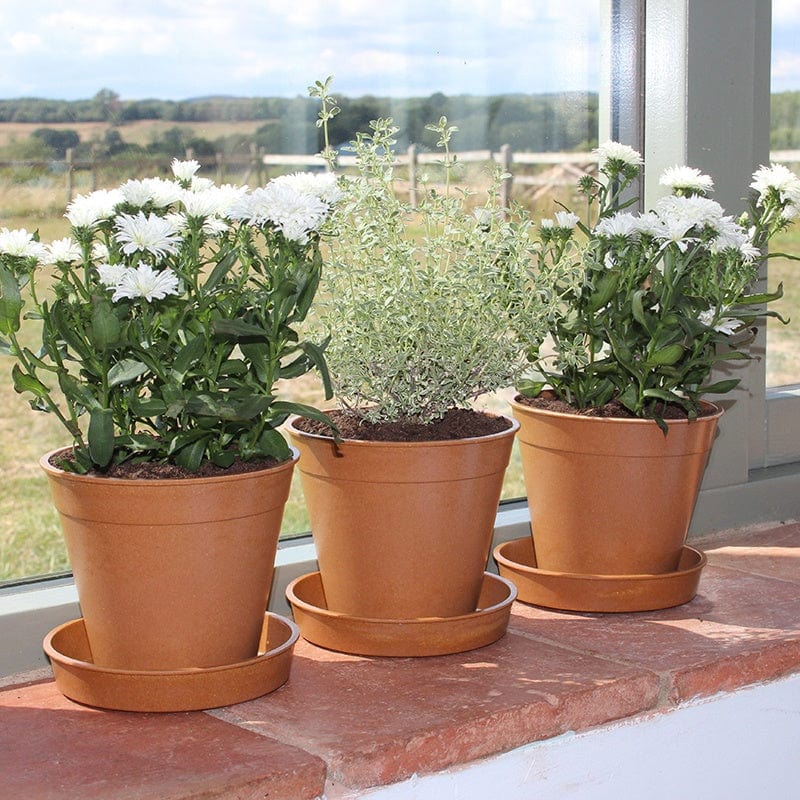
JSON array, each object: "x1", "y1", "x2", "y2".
[
  {"x1": 1, "y1": 88, "x2": 599, "y2": 161},
  {"x1": 3, "y1": 87, "x2": 800, "y2": 163}
]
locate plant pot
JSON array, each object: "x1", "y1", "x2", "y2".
[
  {"x1": 41, "y1": 448, "x2": 298, "y2": 672},
  {"x1": 286, "y1": 415, "x2": 518, "y2": 623},
  {"x1": 510, "y1": 397, "x2": 722, "y2": 577}
]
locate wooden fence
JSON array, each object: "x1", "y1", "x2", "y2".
[{"x1": 3, "y1": 147, "x2": 800, "y2": 207}]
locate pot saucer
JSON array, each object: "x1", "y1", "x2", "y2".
[
  {"x1": 44, "y1": 612, "x2": 299, "y2": 712},
  {"x1": 286, "y1": 571, "x2": 517, "y2": 657},
  {"x1": 493, "y1": 537, "x2": 706, "y2": 613}
]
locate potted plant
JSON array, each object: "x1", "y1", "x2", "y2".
[
  {"x1": 284, "y1": 79, "x2": 551, "y2": 656},
  {"x1": 0, "y1": 159, "x2": 339, "y2": 709},
  {"x1": 495, "y1": 142, "x2": 800, "y2": 611}
]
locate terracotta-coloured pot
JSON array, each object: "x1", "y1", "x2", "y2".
[
  {"x1": 511, "y1": 397, "x2": 722, "y2": 576},
  {"x1": 41, "y1": 448, "x2": 298, "y2": 671},
  {"x1": 286, "y1": 415, "x2": 518, "y2": 620}
]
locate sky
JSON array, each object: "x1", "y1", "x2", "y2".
[{"x1": 1, "y1": 1, "x2": 798, "y2": 102}]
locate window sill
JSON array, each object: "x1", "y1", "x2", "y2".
[{"x1": 2, "y1": 520, "x2": 799, "y2": 799}]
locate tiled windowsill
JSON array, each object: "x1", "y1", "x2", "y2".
[{"x1": 2, "y1": 522, "x2": 799, "y2": 799}]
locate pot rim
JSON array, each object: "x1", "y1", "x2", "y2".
[
  {"x1": 286, "y1": 411, "x2": 519, "y2": 448},
  {"x1": 39, "y1": 445, "x2": 300, "y2": 486},
  {"x1": 509, "y1": 396, "x2": 723, "y2": 426}
]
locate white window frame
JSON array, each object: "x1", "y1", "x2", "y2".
[{"x1": 3, "y1": 0, "x2": 800, "y2": 679}]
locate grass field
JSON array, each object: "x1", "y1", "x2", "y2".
[
  {"x1": 0, "y1": 158, "x2": 797, "y2": 583},
  {"x1": 0, "y1": 119, "x2": 267, "y2": 150}
]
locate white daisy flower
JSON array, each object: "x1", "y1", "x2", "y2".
[
  {"x1": 539, "y1": 218, "x2": 555, "y2": 229},
  {"x1": 180, "y1": 188, "x2": 223, "y2": 219},
  {"x1": 202, "y1": 217, "x2": 230, "y2": 237},
  {"x1": 114, "y1": 212, "x2": 183, "y2": 258},
  {"x1": 44, "y1": 237, "x2": 83, "y2": 264},
  {"x1": 272, "y1": 171, "x2": 343, "y2": 205},
  {"x1": 190, "y1": 176, "x2": 215, "y2": 193},
  {"x1": 91, "y1": 242, "x2": 110, "y2": 261},
  {"x1": 554, "y1": 211, "x2": 580, "y2": 229},
  {"x1": 750, "y1": 163, "x2": 800, "y2": 208},
  {"x1": 171, "y1": 159, "x2": 201, "y2": 182},
  {"x1": 96, "y1": 263, "x2": 129, "y2": 287},
  {"x1": 632, "y1": 212, "x2": 662, "y2": 237},
  {"x1": 595, "y1": 141, "x2": 643, "y2": 169},
  {"x1": 0, "y1": 227, "x2": 48, "y2": 261},
  {"x1": 110, "y1": 263, "x2": 181, "y2": 303},
  {"x1": 698, "y1": 308, "x2": 741, "y2": 335},
  {"x1": 165, "y1": 212, "x2": 189, "y2": 234},
  {"x1": 119, "y1": 178, "x2": 181, "y2": 209},
  {"x1": 660, "y1": 165, "x2": 714, "y2": 195},
  {"x1": 595, "y1": 212, "x2": 641, "y2": 238},
  {"x1": 230, "y1": 183, "x2": 330, "y2": 244},
  {"x1": 709, "y1": 218, "x2": 754, "y2": 258},
  {"x1": 66, "y1": 189, "x2": 124, "y2": 228}
]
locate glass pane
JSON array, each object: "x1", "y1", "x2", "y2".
[
  {"x1": 768, "y1": 1, "x2": 800, "y2": 386},
  {"x1": 0, "y1": 2, "x2": 600, "y2": 583}
]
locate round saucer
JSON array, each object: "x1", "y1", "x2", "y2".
[
  {"x1": 286, "y1": 571, "x2": 517, "y2": 657},
  {"x1": 493, "y1": 537, "x2": 706, "y2": 613},
  {"x1": 44, "y1": 612, "x2": 299, "y2": 712}
]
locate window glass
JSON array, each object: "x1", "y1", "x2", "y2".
[
  {"x1": 767, "y1": 0, "x2": 800, "y2": 386},
  {"x1": 0, "y1": 1, "x2": 600, "y2": 582}
]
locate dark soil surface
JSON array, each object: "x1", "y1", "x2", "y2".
[
  {"x1": 514, "y1": 392, "x2": 717, "y2": 420},
  {"x1": 293, "y1": 407, "x2": 512, "y2": 442},
  {"x1": 50, "y1": 451, "x2": 284, "y2": 480}
]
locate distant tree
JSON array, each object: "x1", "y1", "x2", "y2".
[
  {"x1": 92, "y1": 89, "x2": 122, "y2": 126},
  {"x1": 30, "y1": 127, "x2": 80, "y2": 158}
]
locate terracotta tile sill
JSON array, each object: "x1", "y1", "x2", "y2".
[{"x1": 2, "y1": 522, "x2": 799, "y2": 799}]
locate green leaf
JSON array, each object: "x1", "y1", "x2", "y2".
[
  {"x1": 202, "y1": 248, "x2": 238, "y2": 293},
  {"x1": 643, "y1": 388, "x2": 688, "y2": 406},
  {"x1": 631, "y1": 289, "x2": 648, "y2": 330},
  {"x1": 735, "y1": 283, "x2": 784, "y2": 306},
  {"x1": 645, "y1": 342, "x2": 685, "y2": 367},
  {"x1": 58, "y1": 372, "x2": 100, "y2": 410},
  {"x1": 516, "y1": 379, "x2": 546, "y2": 398},
  {"x1": 11, "y1": 364, "x2": 48, "y2": 398},
  {"x1": 107, "y1": 359, "x2": 149, "y2": 388},
  {"x1": 186, "y1": 392, "x2": 274, "y2": 421},
  {"x1": 271, "y1": 401, "x2": 338, "y2": 434},
  {"x1": 586, "y1": 270, "x2": 619, "y2": 313},
  {"x1": 254, "y1": 428, "x2": 292, "y2": 461},
  {"x1": 88, "y1": 407, "x2": 115, "y2": 467},
  {"x1": 173, "y1": 436, "x2": 209, "y2": 472},
  {"x1": 126, "y1": 396, "x2": 169, "y2": 416},
  {"x1": 212, "y1": 318, "x2": 269, "y2": 341},
  {"x1": 300, "y1": 339, "x2": 333, "y2": 400},
  {"x1": 91, "y1": 297, "x2": 121, "y2": 349},
  {"x1": 700, "y1": 379, "x2": 740, "y2": 394},
  {"x1": 0, "y1": 264, "x2": 22, "y2": 335},
  {"x1": 172, "y1": 335, "x2": 206, "y2": 380}
]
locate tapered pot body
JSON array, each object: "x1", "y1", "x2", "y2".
[
  {"x1": 287, "y1": 416, "x2": 518, "y2": 620},
  {"x1": 41, "y1": 449, "x2": 298, "y2": 670},
  {"x1": 511, "y1": 398, "x2": 722, "y2": 575}
]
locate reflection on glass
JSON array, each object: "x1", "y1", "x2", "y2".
[{"x1": 0, "y1": 3, "x2": 600, "y2": 582}]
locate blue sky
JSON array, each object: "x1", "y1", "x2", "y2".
[{"x1": 1, "y1": 1, "x2": 798, "y2": 101}]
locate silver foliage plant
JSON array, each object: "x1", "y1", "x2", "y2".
[{"x1": 310, "y1": 78, "x2": 553, "y2": 423}]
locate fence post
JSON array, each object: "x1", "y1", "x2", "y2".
[
  {"x1": 65, "y1": 148, "x2": 74, "y2": 204},
  {"x1": 407, "y1": 144, "x2": 418, "y2": 209},
  {"x1": 90, "y1": 148, "x2": 97, "y2": 192},
  {"x1": 215, "y1": 152, "x2": 224, "y2": 184},
  {"x1": 499, "y1": 144, "x2": 512, "y2": 208}
]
